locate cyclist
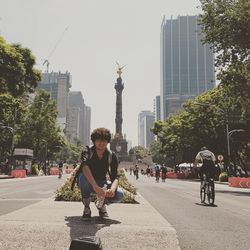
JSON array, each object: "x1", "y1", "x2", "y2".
[{"x1": 194, "y1": 146, "x2": 216, "y2": 182}]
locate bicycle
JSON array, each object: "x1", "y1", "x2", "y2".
[{"x1": 200, "y1": 173, "x2": 215, "y2": 205}]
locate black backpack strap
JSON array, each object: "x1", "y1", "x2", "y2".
[
  {"x1": 87, "y1": 145, "x2": 94, "y2": 160},
  {"x1": 71, "y1": 146, "x2": 93, "y2": 191},
  {"x1": 106, "y1": 148, "x2": 113, "y2": 180},
  {"x1": 71, "y1": 165, "x2": 81, "y2": 190}
]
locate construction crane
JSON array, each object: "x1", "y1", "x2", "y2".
[{"x1": 42, "y1": 26, "x2": 69, "y2": 73}]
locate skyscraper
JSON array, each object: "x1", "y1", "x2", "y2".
[
  {"x1": 38, "y1": 74, "x2": 91, "y2": 145},
  {"x1": 154, "y1": 95, "x2": 161, "y2": 121},
  {"x1": 66, "y1": 106, "x2": 81, "y2": 144},
  {"x1": 38, "y1": 71, "x2": 71, "y2": 130},
  {"x1": 160, "y1": 15, "x2": 215, "y2": 119},
  {"x1": 83, "y1": 105, "x2": 91, "y2": 146},
  {"x1": 138, "y1": 111, "x2": 155, "y2": 148}
]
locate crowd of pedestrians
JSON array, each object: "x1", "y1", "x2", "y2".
[{"x1": 128, "y1": 163, "x2": 170, "y2": 183}]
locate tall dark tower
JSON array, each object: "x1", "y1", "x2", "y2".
[
  {"x1": 110, "y1": 63, "x2": 128, "y2": 159},
  {"x1": 115, "y1": 76, "x2": 124, "y2": 137}
]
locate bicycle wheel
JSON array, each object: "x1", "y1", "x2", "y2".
[
  {"x1": 207, "y1": 181, "x2": 215, "y2": 205},
  {"x1": 200, "y1": 182, "x2": 206, "y2": 203}
]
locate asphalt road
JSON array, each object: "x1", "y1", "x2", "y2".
[
  {"x1": 0, "y1": 175, "x2": 68, "y2": 216},
  {"x1": 127, "y1": 174, "x2": 250, "y2": 250}
]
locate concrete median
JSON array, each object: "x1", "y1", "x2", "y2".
[{"x1": 0, "y1": 193, "x2": 180, "y2": 250}]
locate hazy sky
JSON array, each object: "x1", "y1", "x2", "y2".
[{"x1": 1, "y1": 0, "x2": 201, "y2": 146}]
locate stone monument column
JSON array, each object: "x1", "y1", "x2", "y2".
[
  {"x1": 110, "y1": 62, "x2": 128, "y2": 158},
  {"x1": 115, "y1": 76, "x2": 124, "y2": 138}
]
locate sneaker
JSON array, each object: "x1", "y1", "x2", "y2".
[
  {"x1": 98, "y1": 204, "x2": 109, "y2": 218},
  {"x1": 82, "y1": 206, "x2": 91, "y2": 220}
]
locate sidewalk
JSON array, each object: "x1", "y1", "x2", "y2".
[{"x1": 0, "y1": 192, "x2": 180, "y2": 250}]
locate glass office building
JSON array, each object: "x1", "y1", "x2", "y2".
[{"x1": 160, "y1": 15, "x2": 215, "y2": 119}]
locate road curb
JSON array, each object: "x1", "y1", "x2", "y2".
[{"x1": 0, "y1": 176, "x2": 14, "y2": 179}]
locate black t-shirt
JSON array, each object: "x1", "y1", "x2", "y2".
[{"x1": 80, "y1": 146, "x2": 118, "y2": 182}]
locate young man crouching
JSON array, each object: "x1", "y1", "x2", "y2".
[{"x1": 78, "y1": 127, "x2": 124, "y2": 219}]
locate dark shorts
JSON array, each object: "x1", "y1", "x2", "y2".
[{"x1": 199, "y1": 165, "x2": 215, "y2": 180}]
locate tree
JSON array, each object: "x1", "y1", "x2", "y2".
[
  {"x1": 0, "y1": 36, "x2": 41, "y2": 96},
  {"x1": 198, "y1": 0, "x2": 250, "y2": 174},
  {"x1": 152, "y1": 86, "x2": 249, "y2": 169},
  {"x1": 0, "y1": 93, "x2": 24, "y2": 160},
  {"x1": 199, "y1": 0, "x2": 250, "y2": 67},
  {"x1": 17, "y1": 90, "x2": 65, "y2": 163},
  {"x1": 199, "y1": 0, "x2": 250, "y2": 116},
  {"x1": 149, "y1": 141, "x2": 166, "y2": 165},
  {"x1": 129, "y1": 146, "x2": 149, "y2": 159},
  {"x1": 53, "y1": 142, "x2": 83, "y2": 164}
]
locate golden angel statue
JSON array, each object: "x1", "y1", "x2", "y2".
[{"x1": 116, "y1": 61, "x2": 126, "y2": 77}]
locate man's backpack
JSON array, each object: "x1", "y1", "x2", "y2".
[
  {"x1": 71, "y1": 146, "x2": 113, "y2": 190},
  {"x1": 201, "y1": 151, "x2": 215, "y2": 167}
]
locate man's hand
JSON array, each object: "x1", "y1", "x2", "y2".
[
  {"x1": 106, "y1": 188, "x2": 116, "y2": 198},
  {"x1": 106, "y1": 179, "x2": 118, "y2": 197},
  {"x1": 94, "y1": 185, "x2": 106, "y2": 198}
]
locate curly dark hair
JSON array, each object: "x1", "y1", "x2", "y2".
[{"x1": 91, "y1": 128, "x2": 111, "y2": 143}]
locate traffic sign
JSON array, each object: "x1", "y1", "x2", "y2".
[{"x1": 217, "y1": 155, "x2": 224, "y2": 161}]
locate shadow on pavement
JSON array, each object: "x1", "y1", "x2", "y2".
[
  {"x1": 65, "y1": 215, "x2": 121, "y2": 240},
  {"x1": 216, "y1": 190, "x2": 250, "y2": 196},
  {"x1": 195, "y1": 202, "x2": 218, "y2": 208}
]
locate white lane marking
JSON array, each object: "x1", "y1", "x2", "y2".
[{"x1": 243, "y1": 209, "x2": 250, "y2": 213}]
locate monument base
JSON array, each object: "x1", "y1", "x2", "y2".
[
  {"x1": 110, "y1": 137, "x2": 128, "y2": 155},
  {"x1": 110, "y1": 136, "x2": 135, "y2": 162}
]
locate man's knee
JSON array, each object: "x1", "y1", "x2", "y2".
[
  {"x1": 78, "y1": 174, "x2": 92, "y2": 198},
  {"x1": 109, "y1": 188, "x2": 124, "y2": 203},
  {"x1": 79, "y1": 173, "x2": 91, "y2": 188}
]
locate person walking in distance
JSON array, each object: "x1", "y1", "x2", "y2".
[
  {"x1": 58, "y1": 161, "x2": 63, "y2": 179},
  {"x1": 146, "y1": 165, "x2": 151, "y2": 177},
  {"x1": 134, "y1": 164, "x2": 139, "y2": 180},
  {"x1": 78, "y1": 128, "x2": 124, "y2": 219},
  {"x1": 155, "y1": 164, "x2": 160, "y2": 182}
]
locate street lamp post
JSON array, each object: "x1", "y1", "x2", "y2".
[
  {"x1": 225, "y1": 119, "x2": 230, "y2": 163},
  {"x1": 228, "y1": 129, "x2": 245, "y2": 137}
]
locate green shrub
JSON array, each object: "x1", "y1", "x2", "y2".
[
  {"x1": 55, "y1": 174, "x2": 81, "y2": 201},
  {"x1": 219, "y1": 172, "x2": 228, "y2": 182},
  {"x1": 118, "y1": 169, "x2": 137, "y2": 195},
  {"x1": 31, "y1": 164, "x2": 39, "y2": 175},
  {"x1": 55, "y1": 168, "x2": 137, "y2": 203}
]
